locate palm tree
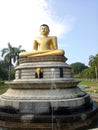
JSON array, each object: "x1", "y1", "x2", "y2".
[
  {"x1": 1, "y1": 43, "x2": 26, "y2": 80},
  {"x1": 12, "y1": 45, "x2": 26, "y2": 65},
  {"x1": 89, "y1": 54, "x2": 98, "y2": 80}
]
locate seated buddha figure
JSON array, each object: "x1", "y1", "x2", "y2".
[{"x1": 19, "y1": 24, "x2": 65, "y2": 58}]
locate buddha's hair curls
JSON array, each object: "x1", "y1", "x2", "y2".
[{"x1": 40, "y1": 24, "x2": 49, "y2": 30}]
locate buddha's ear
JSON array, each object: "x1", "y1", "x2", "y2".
[{"x1": 48, "y1": 29, "x2": 50, "y2": 34}]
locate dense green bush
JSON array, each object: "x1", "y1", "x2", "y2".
[{"x1": 0, "y1": 78, "x2": 4, "y2": 84}]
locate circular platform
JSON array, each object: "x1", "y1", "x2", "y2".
[
  {"x1": 1, "y1": 87, "x2": 86, "y2": 100},
  {"x1": 19, "y1": 56, "x2": 67, "y2": 63},
  {"x1": 6, "y1": 78, "x2": 80, "y2": 89}
]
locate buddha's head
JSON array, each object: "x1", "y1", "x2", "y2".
[{"x1": 40, "y1": 24, "x2": 50, "y2": 35}]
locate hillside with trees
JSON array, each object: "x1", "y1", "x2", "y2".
[{"x1": 70, "y1": 53, "x2": 98, "y2": 79}]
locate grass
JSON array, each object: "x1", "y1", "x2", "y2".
[
  {"x1": 79, "y1": 79, "x2": 98, "y2": 87},
  {"x1": 78, "y1": 79, "x2": 98, "y2": 93}
]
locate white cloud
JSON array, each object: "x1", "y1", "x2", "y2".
[{"x1": 0, "y1": 0, "x2": 75, "y2": 51}]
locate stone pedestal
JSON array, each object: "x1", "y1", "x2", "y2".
[{"x1": 0, "y1": 56, "x2": 98, "y2": 130}]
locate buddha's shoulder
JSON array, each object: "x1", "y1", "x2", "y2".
[
  {"x1": 34, "y1": 36, "x2": 57, "y2": 39},
  {"x1": 48, "y1": 36, "x2": 57, "y2": 39}
]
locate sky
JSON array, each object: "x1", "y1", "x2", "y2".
[{"x1": 0, "y1": 0, "x2": 97, "y2": 66}]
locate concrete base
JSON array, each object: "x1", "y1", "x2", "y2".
[
  {"x1": 0, "y1": 101, "x2": 98, "y2": 130},
  {"x1": 0, "y1": 87, "x2": 98, "y2": 130}
]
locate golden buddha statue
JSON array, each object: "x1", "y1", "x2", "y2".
[{"x1": 19, "y1": 24, "x2": 65, "y2": 58}]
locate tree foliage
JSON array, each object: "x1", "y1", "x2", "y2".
[
  {"x1": 71, "y1": 53, "x2": 98, "y2": 79},
  {"x1": 0, "y1": 60, "x2": 9, "y2": 80},
  {"x1": 1, "y1": 43, "x2": 25, "y2": 65},
  {"x1": 89, "y1": 54, "x2": 98, "y2": 79},
  {"x1": 70, "y1": 62, "x2": 88, "y2": 74},
  {"x1": 0, "y1": 43, "x2": 26, "y2": 80}
]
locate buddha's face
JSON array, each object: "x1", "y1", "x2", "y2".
[{"x1": 40, "y1": 25, "x2": 50, "y2": 35}]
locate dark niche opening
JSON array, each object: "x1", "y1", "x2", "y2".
[
  {"x1": 59, "y1": 68, "x2": 63, "y2": 78},
  {"x1": 18, "y1": 69, "x2": 21, "y2": 79}
]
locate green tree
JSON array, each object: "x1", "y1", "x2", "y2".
[
  {"x1": 12, "y1": 45, "x2": 26, "y2": 65},
  {"x1": 89, "y1": 54, "x2": 98, "y2": 79},
  {"x1": 1, "y1": 43, "x2": 26, "y2": 80},
  {"x1": 80, "y1": 68, "x2": 89, "y2": 79},
  {"x1": 70, "y1": 62, "x2": 88, "y2": 74},
  {"x1": 0, "y1": 60, "x2": 9, "y2": 80},
  {"x1": 80, "y1": 68, "x2": 95, "y2": 79}
]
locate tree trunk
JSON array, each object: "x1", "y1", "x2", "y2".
[
  {"x1": 95, "y1": 66, "x2": 97, "y2": 80},
  {"x1": 8, "y1": 65, "x2": 11, "y2": 80}
]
